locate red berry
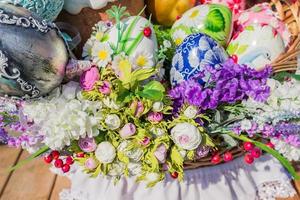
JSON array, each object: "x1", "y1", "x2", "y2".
[
  {"x1": 66, "y1": 156, "x2": 74, "y2": 165},
  {"x1": 243, "y1": 142, "x2": 254, "y2": 151},
  {"x1": 223, "y1": 152, "x2": 233, "y2": 162},
  {"x1": 211, "y1": 154, "x2": 222, "y2": 164},
  {"x1": 62, "y1": 164, "x2": 70, "y2": 173},
  {"x1": 250, "y1": 148, "x2": 261, "y2": 159},
  {"x1": 51, "y1": 150, "x2": 60, "y2": 160},
  {"x1": 244, "y1": 154, "x2": 254, "y2": 164},
  {"x1": 266, "y1": 142, "x2": 275, "y2": 149},
  {"x1": 143, "y1": 27, "x2": 152, "y2": 38},
  {"x1": 44, "y1": 154, "x2": 53, "y2": 164},
  {"x1": 176, "y1": 15, "x2": 181, "y2": 20},
  {"x1": 170, "y1": 171, "x2": 178, "y2": 179},
  {"x1": 54, "y1": 159, "x2": 64, "y2": 168},
  {"x1": 76, "y1": 152, "x2": 85, "y2": 158},
  {"x1": 231, "y1": 55, "x2": 238, "y2": 63}
]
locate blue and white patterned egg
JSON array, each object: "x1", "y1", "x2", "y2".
[{"x1": 170, "y1": 33, "x2": 228, "y2": 86}]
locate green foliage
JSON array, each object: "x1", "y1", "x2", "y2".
[
  {"x1": 137, "y1": 81, "x2": 166, "y2": 101},
  {"x1": 205, "y1": 9, "x2": 225, "y2": 32}
]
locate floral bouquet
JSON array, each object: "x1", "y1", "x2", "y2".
[{"x1": 1, "y1": 1, "x2": 300, "y2": 188}]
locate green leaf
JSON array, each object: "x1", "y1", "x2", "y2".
[
  {"x1": 138, "y1": 90, "x2": 164, "y2": 101},
  {"x1": 120, "y1": 6, "x2": 146, "y2": 52},
  {"x1": 9, "y1": 145, "x2": 50, "y2": 171},
  {"x1": 236, "y1": 45, "x2": 248, "y2": 54},
  {"x1": 273, "y1": 72, "x2": 300, "y2": 82},
  {"x1": 221, "y1": 134, "x2": 238, "y2": 147},
  {"x1": 205, "y1": 9, "x2": 225, "y2": 32},
  {"x1": 202, "y1": 133, "x2": 215, "y2": 147},
  {"x1": 144, "y1": 81, "x2": 165, "y2": 93},
  {"x1": 228, "y1": 132, "x2": 300, "y2": 180},
  {"x1": 245, "y1": 26, "x2": 255, "y2": 31},
  {"x1": 227, "y1": 43, "x2": 238, "y2": 55},
  {"x1": 138, "y1": 81, "x2": 165, "y2": 101},
  {"x1": 131, "y1": 68, "x2": 156, "y2": 83}
]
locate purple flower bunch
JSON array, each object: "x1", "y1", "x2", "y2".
[
  {"x1": 232, "y1": 120, "x2": 300, "y2": 147},
  {"x1": 274, "y1": 123, "x2": 300, "y2": 147},
  {"x1": 169, "y1": 59, "x2": 272, "y2": 112}
]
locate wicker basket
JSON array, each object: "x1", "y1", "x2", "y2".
[
  {"x1": 183, "y1": 0, "x2": 300, "y2": 169},
  {"x1": 271, "y1": 0, "x2": 300, "y2": 73}
]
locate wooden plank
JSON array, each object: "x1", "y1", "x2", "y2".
[
  {"x1": 49, "y1": 176, "x2": 71, "y2": 200},
  {"x1": 0, "y1": 151, "x2": 56, "y2": 200},
  {"x1": 0, "y1": 146, "x2": 22, "y2": 196}
]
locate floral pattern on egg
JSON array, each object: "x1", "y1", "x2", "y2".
[
  {"x1": 171, "y1": 4, "x2": 233, "y2": 47},
  {"x1": 227, "y1": 24, "x2": 285, "y2": 70},
  {"x1": 171, "y1": 33, "x2": 228, "y2": 86},
  {"x1": 235, "y1": 3, "x2": 290, "y2": 47}
]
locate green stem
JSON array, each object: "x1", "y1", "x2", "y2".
[
  {"x1": 119, "y1": 6, "x2": 147, "y2": 52},
  {"x1": 9, "y1": 145, "x2": 50, "y2": 172},
  {"x1": 227, "y1": 132, "x2": 300, "y2": 180}
]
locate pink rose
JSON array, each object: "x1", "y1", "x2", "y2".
[
  {"x1": 148, "y1": 112, "x2": 163, "y2": 122},
  {"x1": 85, "y1": 158, "x2": 97, "y2": 170},
  {"x1": 140, "y1": 137, "x2": 150, "y2": 146},
  {"x1": 99, "y1": 81, "x2": 111, "y2": 95},
  {"x1": 119, "y1": 123, "x2": 136, "y2": 138},
  {"x1": 78, "y1": 137, "x2": 97, "y2": 153},
  {"x1": 130, "y1": 100, "x2": 144, "y2": 118},
  {"x1": 154, "y1": 144, "x2": 167, "y2": 163},
  {"x1": 80, "y1": 67, "x2": 100, "y2": 91}
]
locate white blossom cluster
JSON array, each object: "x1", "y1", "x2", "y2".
[
  {"x1": 243, "y1": 78, "x2": 300, "y2": 125},
  {"x1": 271, "y1": 138, "x2": 300, "y2": 161},
  {"x1": 22, "y1": 82, "x2": 103, "y2": 150}
]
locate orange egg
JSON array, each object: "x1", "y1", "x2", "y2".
[{"x1": 146, "y1": 0, "x2": 196, "y2": 26}]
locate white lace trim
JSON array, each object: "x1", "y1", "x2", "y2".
[
  {"x1": 59, "y1": 189, "x2": 89, "y2": 200},
  {"x1": 256, "y1": 180, "x2": 297, "y2": 200}
]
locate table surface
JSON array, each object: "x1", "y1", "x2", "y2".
[{"x1": 0, "y1": 145, "x2": 299, "y2": 200}]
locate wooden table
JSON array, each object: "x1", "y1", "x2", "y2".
[{"x1": 0, "y1": 145, "x2": 299, "y2": 200}]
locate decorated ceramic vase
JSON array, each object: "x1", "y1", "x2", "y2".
[
  {"x1": 107, "y1": 16, "x2": 158, "y2": 63},
  {"x1": 171, "y1": 33, "x2": 228, "y2": 86},
  {"x1": 64, "y1": 0, "x2": 116, "y2": 15},
  {"x1": 171, "y1": 4, "x2": 233, "y2": 47},
  {"x1": 227, "y1": 24, "x2": 285, "y2": 70},
  {"x1": 235, "y1": 3, "x2": 290, "y2": 46},
  {"x1": 0, "y1": 3, "x2": 68, "y2": 98},
  {"x1": 0, "y1": 0, "x2": 64, "y2": 21},
  {"x1": 146, "y1": 0, "x2": 196, "y2": 26}
]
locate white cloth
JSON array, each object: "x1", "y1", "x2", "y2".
[{"x1": 60, "y1": 155, "x2": 296, "y2": 200}]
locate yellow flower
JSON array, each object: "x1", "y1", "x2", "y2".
[
  {"x1": 91, "y1": 42, "x2": 113, "y2": 67},
  {"x1": 131, "y1": 51, "x2": 154, "y2": 70}
]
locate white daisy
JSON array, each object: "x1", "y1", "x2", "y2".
[
  {"x1": 91, "y1": 42, "x2": 113, "y2": 67},
  {"x1": 184, "y1": 6, "x2": 209, "y2": 28},
  {"x1": 172, "y1": 29, "x2": 188, "y2": 46},
  {"x1": 111, "y1": 53, "x2": 131, "y2": 78},
  {"x1": 82, "y1": 36, "x2": 96, "y2": 60},
  {"x1": 130, "y1": 51, "x2": 154, "y2": 70}
]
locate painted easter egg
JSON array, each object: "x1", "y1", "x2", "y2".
[
  {"x1": 108, "y1": 16, "x2": 158, "y2": 64},
  {"x1": 227, "y1": 24, "x2": 285, "y2": 70},
  {"x1": 146, "y1": 0, "x2": 196, "y2": 26},
  {"x1": 235, "y1": 3, "x2": 290, "y2": 46},
  {"x1": 0, "y1": 0, "x2": 64, "y2": 21},
  {"x1": 64, "y1": 0, "x2": 116, "y2": 15},
  {"x1": 201, "y1": 0, "x2": 246, "y2": 15},
  {"x1": 171, "y1": 33, "x2": 228, "y2": 86},
  {"x1": 0, "y1": 3, "x2": 68, "y2": 98},
  {"x1": 171, "y1": 4, "x2": 233, "y2": 47}
]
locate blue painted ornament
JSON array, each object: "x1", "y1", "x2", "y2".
[
  {"x1": 170, "y1": 33, "x2": 228, "y2": 86},
  {"x1": 0, "y1": 0, "x2": 64, "y2": 21}
]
